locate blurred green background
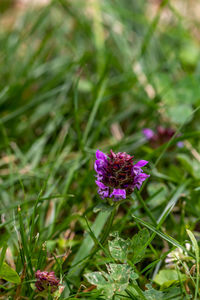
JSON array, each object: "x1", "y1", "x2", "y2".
[{"x1": 0, "y1": 0, "x2": 199, "y2": 195}]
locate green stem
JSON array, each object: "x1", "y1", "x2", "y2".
[
  {"x1": 100, "y1": 205, "x2": 117, "y2": 245},
  {"x1": 73, "y1": 205, "x2": 118, "y2": 268}
]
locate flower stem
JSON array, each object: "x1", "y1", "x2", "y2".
[{"x1": 100, "y1": 205, "x2": 117, "y2": 245}]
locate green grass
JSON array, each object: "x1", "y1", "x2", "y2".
[{"x1": 0, "y1": 0, "x2": 200, "y2": 299}]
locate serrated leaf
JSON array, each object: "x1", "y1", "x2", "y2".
[
  {"x1": 131, "y1": 229, "x2": 150, "y2": 263},
  {"x1": 108, "y1": 236, "x2": 130, "y2": 262},
  {"x1": 85, "y1": 271, "x2": 116, "y2": 299},
  {"x1": 85, "y1": 264, "x2": 138, "y2": 299},
  {"x1": 85, "y1": 271, "x2": 109, "y2": 286},
  {"x1": 0, "y1": 262, "x2": 21, "y2": 284},
  {"x1": 107, "y1": 263, "x2": 138, "y2": 282},
  {"x1": 154, "y1": 269, "x2": 186, "y2": 288},
  {"x1": 110, "y1": 231, "x2": 120, "y2": 238}
]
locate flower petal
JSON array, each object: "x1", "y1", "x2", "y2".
[
  {"x1": 177, "y1": 141, "x2": 184, "y2": 148},
  {"x1": 139, "y1": 173, "x2": 150, "y2": 180},
  {"x1": 96, "y1": 149, "x2": 107, "y2": 160},
  {"x1": 95, "y1": 180, "x2": 107, "y2": 189},
  {"x1": 134, "y1": 160, "x2": 149, "y2": 167},
  {"x1": 143, "y1": 128, "x2": 154, "y2": 139},
  {"x1": 110, "y1": 188, "x2": 126, "y2": 201},
  {"x1": 95, "y1": 181, "x2": 109, "y2": 199}
]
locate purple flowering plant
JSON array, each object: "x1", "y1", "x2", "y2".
[
  {"x1": 143, "y1": 126, "x2": 183, "y2": 148},
  {"x1": 35, "y1": 270, "x2": 60, "y2": 294},
  {"x1": 94, "y1": 149, "x2": 150, "y2": 201}
]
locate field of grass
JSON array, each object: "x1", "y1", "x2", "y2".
[{"x1": 0, "y1": 0, "x2": 200, "y2": 299}]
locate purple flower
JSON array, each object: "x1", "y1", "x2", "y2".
[
  {"x1": 143, "y1": 126, "x2": 183, "y2": 148},
  {"x1": 110, "y1": 189, "x2": 126, "y2": 201},
  {"x1": 143, "y1": 128, "x2": 154, "y2": 140},
  {"x1": 35, "y1": 270, "x2": 60, "y2": 293},
  {"x1": 177, "y1": 141, "x2": 184, "y2": 148},
  {"x1": 94, "y1": 149, "x2": 150, "y2": 201}
]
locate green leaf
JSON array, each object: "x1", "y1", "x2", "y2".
[
  {"x1": 187, "y1": 229, "x2": 199, "y2": 300},
  {"x1": 142, "y1": 285, "x2": 191, "y2": 300},
  {"x1": 132, "y1": 215, "x2": 190, "y2": 255},
  {"x1": 0, "y1": 242, "x2": 7, "y2": 270},
  {"x1": 85, "y1": 271, "x2": 109, "y2": 286},
  {"x1": 147, "y1": 182, "x2": 168, "y2": 208},
  {"x1": 85, "y1": 263, "x2": 138, "y2": 299},
  {"x1": 166, "y1": 104, "x2": 193, "y2": 125},
  {"x1": 107, "y1": 263, "x2": 138, "y2": 282},
  {"x1": 179, "y1": 41, "x2": 199, "y2": 67},
  {"x1": 162, "y1": 286, "x2": 192, "y2": 300},
  {"x1": 93, "y1": 203, "x2": 114, "y2": 213},
  {"x1": 154, "y1": 269, "x2": 186, "y2": 289},
  {"x1": 131, "y1": 229, "x2": 150, "y2": 264},
  {"x1": 0, "y1": 262, "x2": 21, "y2": 284},
  {"x1": 177, "y1": 154, "x2": 200, "y2": 179},
  {"x1": 68, "y1": 210, "x2": 111, "y2": 280},
  {"x1": 157, "y1": 181, "x2": 189, "y2": 224},
  {"x1": 108, "y1": 235, "x2": 130, "y2": 262},
  {"x1": 176, "y1": 154, "x2": 194, "y2": 174},
  {"x1": 143, "y1": 284, "x2": 164, "y2": 300},
  {"x1": 187, "y1": 230, "x2": 199, "y2": 261}
]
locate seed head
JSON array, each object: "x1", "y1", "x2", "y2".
[{"x1": 35, "y1": 270, "x2": 60, "y2": 293}]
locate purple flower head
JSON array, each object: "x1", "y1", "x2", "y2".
[
  {"x1": 94, "y1": 149, "x2": 150, "y2": 201},
  {"x1": 143, "y1": 126, "x2": 183, "y2": 148},
  {"x1": 35, "y1": 270, "x2": 60, "y2": 293}
]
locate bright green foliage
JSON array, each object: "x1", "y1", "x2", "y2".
[
  {"x1": 85, "y1": 263, "x2": 138, "y2": 299},
  {"x1": 147, "y1": 182, "x2": 168, "y2": 208},
  {"x1": 177, "y1": 154, "x2": 200, "y2": 180},
  {"x1": 131, "y1": 229, "x2": 150, "y2": 264},
  {"x1": 68, "y1": 210, "x2": 111, "y2": 280},
  {"x1": 0, "y1": 262, "x2": 21, "y2": 284},
  {"x1": 142, "y1": 284, "x2": 164, "y2": 300},
  {"x1": 154, "y1": 269, "x2": 187, "y2": 289},
  {"x1": 187, "y1": 229, "x2": 199, "y2": 299},
  {"x1": 108, "y1": 233, "x2": 131, "y2": 262},
  {"x1": 142, "y1": 285, "x2": 192, "y2": 300},
  {"x1": 0, "y1": 0, "x2": 200, "y2": 298},
  {"x1": 108, "y1": 230, "x2": 150, "y2": 264}
]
